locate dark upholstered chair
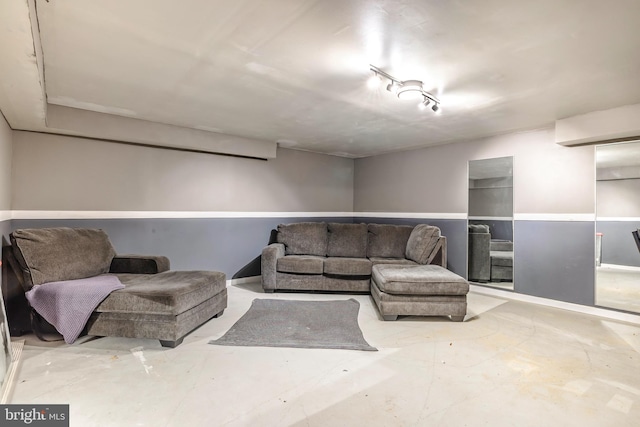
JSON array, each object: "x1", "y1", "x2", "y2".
[{"x1": 7, "y1": 227, "x2": 227, "y2": 347}]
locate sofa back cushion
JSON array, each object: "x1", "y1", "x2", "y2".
[
  {"x1": 11, "y1": 227, "x2": 117, "y2": 289},
  {"x1": 277, "y1": 222, "x2": 328, "y2": 256},
  {"x1": 405, "y1": 224, "x2": 441, "y2": 264},
  {"x1": 367, "y1": 224, "x2": 414, "y2": 258},
  {"x1": 327, "y1": 223, "x2": 368, "y2": 257},
  {"x1": 468, "y1": 224, "x2": 490, "y2": 234}
]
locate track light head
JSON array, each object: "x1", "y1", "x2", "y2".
[
  {"x1": 367, "y1": 72, "x2": 382, "y2": 89},
  {"x1": 431, "y1": 103, "x2": 440, "y2": 113}
]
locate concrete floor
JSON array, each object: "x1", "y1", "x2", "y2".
[
  {"x1": 7, "y1": 280, "x2": 640, "y2": 427},
  {"x1": 596, "y1": 265, "x2": 640, "y2": 313}
]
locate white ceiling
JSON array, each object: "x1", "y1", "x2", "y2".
[{"x1": 6, "y1": 0, "x2": 640, "y2": 158}]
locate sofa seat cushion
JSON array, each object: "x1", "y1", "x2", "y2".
[
  {"x1": 490, "y1": 251, "x2": 513, "y2": 267},
  {"x1": 327, "y1": 223, "x2": 368, "y2": 257},
  {"x1": 97, "y1": 271, "x2": 226, "y2": 315},
  {"x1": 372, "y1": 264, "x2": 469, "y2": 296},
  {"x1": 324, "y1": 257, "x2": 372, "y2": 276},
  {"x1": 405, "y1": 225, "x2": 441, "y2": 264},
  {"x1": 277, "y1": 255, "x2": 325, "y2": 274},
  {"x1": 367, "y1": 224, "x2": 414, "y2": 258},
  {"x1": 277, "y1": 222, "x2": 328, "y2": 256},
  {"x1": 368, "y1": 257, "x2": 418, "y2": 266}
]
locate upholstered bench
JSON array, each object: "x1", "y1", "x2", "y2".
[{"x1": 370, "y1": 264, "x2": 469, "y2": 321}]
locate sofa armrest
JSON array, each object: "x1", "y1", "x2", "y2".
[
  {"x1": 109, "y1": 255, "x2": 170, "y2": 274},
  {"x1": 261, "y1": 243, "x2": 285, "y2": 290}
]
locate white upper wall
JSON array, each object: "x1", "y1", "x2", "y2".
[
  {"x1": 11, "y1": 131, "x2": 354, "y2": 213},
  {"x1": 0, "y1": 113, "x2": 11, "y2": 212},
  {"x1": 354, "y1": 127, "x2": 595, "y2": 215},
  {"x1": 597, "y1": 179, "x2": 640, "y2": 218}
]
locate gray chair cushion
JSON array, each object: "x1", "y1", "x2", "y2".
[
  {"x1": 469, "y1": 224, "x2": 490, "y2": 233},
  {"x1": 372, "y1": 264, "x2": 469, "y2": 296},
  {"x1": 405, "y1": 225, "x2": 441, "y2": 264},
  {"x1": 490, "y1": 252, "x2": 513, "y2": 267},
  {"x1": 367, "y1": 224, "x2": 414, "y2": 258},
  {"x1": 324, "y1": 257, "x2": 372, "y2": 276},
  {"x1": 11, "y1": 227, "x2": 117, "y2": 288},
  {"x1": 277, "y1": 222, "x2": 328, "y2": 256},
  {"x1": 277, "y1": 255, "x2": 325, "y2": 274},
  {"x1": 327, "y1": 223, "x2": 368, "y2": 257},
  {"x1": 490, "y1": 240, "x2": 513, "y2": 251}
]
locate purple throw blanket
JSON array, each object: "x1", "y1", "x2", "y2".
[{"x1": 25, "y1": 274, "x2": 125, "y2": 344}]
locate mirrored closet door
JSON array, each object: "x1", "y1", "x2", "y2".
[
  {"x1": 468, "y1": 157, "x2": 514, "y2": 290},
  {"x1": 596, "y1": 141, "x2": 640, "y2": 313}
]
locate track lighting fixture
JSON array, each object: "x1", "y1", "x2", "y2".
[{"x1": 368, "y1": 65, "x2": 441, "y2": 113}]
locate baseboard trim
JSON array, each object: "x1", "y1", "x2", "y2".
[
  {"x1": 470, "y1": 284, "x2": 640, "y2": 325},
  {"x1": 599, "y1": 263, "x2": 640, "y2": 272}
]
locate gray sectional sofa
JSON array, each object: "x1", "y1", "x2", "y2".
[{"x1": 261, "y1": 222, "x2": 446, "y2": 293}]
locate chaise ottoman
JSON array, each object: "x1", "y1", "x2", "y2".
[{"x1": 370, "y1": 264, "x2": 469, "y2": 321}]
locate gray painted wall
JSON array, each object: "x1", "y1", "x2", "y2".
[
  {"x1": 11, "y1": 131, "x2": 354, "y2": 212},
  {"x1": 469, "y1": 176, "x2": 513, "y2": 218},
  {"x1": 597, "y1": 179, "x2": 640, "y2": 217},
  {"x1": 11, "y1": 217, "x2": 353, "y2": 279},
  {"x1": 596, "y1": 221, "x2": 640, "y2": 267},
  {"x1": 0, "y1": 114, "x2": 12, "y2": 317},
  {"x1": 596, "y1": 175, "x2": 640, "y2": 266},
  {"x1": 468, "y1": 219, "x2": 513, "y2": 241},
  {"x1": 468, "y1": 187, "x2": 513, "y2": 217},
  {"x1": 515, "y1": 221, "x2": 595, "y2": 305},
  {"x1": 3, "y1": 125, "x2": 605, "y2": 309},
  {"x1": 0, "y1": 113, "x2": 11, "y2": 210}
]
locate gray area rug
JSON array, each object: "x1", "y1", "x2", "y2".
[{"x1": 209, "y1": 298, "x2": 377, "y2": 351}]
